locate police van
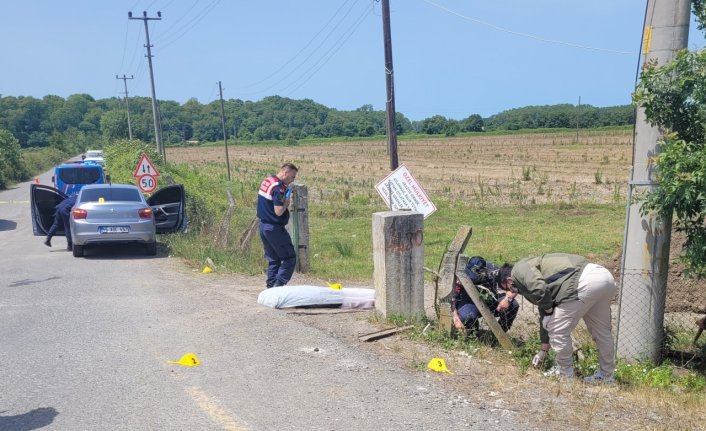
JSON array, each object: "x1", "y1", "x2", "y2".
[{"x1": 51, "y1": 161, "x2": 106, "y2": 196}]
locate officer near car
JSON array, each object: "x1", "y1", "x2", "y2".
[
  {"x1": 43, "y1": 194, "x2": 77, "y2": 251},
  {"x1": 257, "y1": 163, "x2": 299, "y2": 288}
]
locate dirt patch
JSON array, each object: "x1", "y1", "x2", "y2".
[{"x1": 169, "y1": 131, "x2": 632, "y2": 206}]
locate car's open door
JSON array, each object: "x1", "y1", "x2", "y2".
[
  {"x1": 30, "y1": 184, "x2": 67, "y2": 236},
  {"x1": 147, "y1": 184, "x2": 187, "y2": 234}
]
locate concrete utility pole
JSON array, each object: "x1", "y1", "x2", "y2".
[
  {"x1": 115, "y1": 74, "x2": 134, "y2": 140},
  {"x1": 218, "y1": 81, "x2": 232, "y2": 181},
  {"x1": 617, "y1": 0, "x2": 691, "y2": 362},
  {"x1": 381, "y1": 0, "x2": 399, "y2": 171},
  {"x1": 129, "y1": 11, "x2": 164, "y2": 159}
]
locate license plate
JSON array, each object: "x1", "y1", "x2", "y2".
[{"x1": 99, "y1": 226, "x2": 129, "y2": 234}]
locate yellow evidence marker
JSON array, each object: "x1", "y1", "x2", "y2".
[
  {"x1": 427, "y1": 357, "x2": 452, "y2": 374},
  {"x1": 168, "y1": 353, "x2": 201, "y2": 367}
]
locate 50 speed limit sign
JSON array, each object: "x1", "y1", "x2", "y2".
[{"x1": 138, "y1": 174, "x2": 158, "y2": 193}]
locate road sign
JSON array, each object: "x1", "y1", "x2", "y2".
[
  {"x1": 375, "y1": 164, "x2": 436, "y2": 219},
  {"x1": 133, "y1": 153, "x2": 161, "y2": 178},
  {"x1": 138, "y1": 174, "x2": 158, "y2": 193}
]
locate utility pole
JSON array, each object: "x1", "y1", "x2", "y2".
[
  {"x1": 381, "y1": 0, "x2": 399, "y2": 171},
  {"x1": 115, "y1": 74, "x2": 134, "y2": 140},
  {"x1": 575, "y1": 96, "x2": 580, "y2": 143},
  {"x1": 616, "y1": 0, "x2": 690, "y2": 362},
  {"x1": 129, "y1": 11, "x2": 164, "y2": 160},
  {"x1": 218, "y1": 81, "x2": 232, "y2": 181}
]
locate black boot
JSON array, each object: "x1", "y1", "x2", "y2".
[
  {"x1": 66, "y1": 243, "x2": 72, "y2": 251},
  {"x1": 44, "y1": 237, "x2": 52, "y2": 247}
]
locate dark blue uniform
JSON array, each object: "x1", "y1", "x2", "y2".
[
  {"x1": 45, "y1": 194, "x2": 77, "y2": 249},
  {"x1": 257, "y1": 175, "x2": 296, "y2": 288},
  {"x1": 452, "y1": 273, "x2": 519, "y2": 332}
]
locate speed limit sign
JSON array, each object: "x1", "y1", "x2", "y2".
[{"x1": 138, "y1": 174, "x2": 158, "y2": 193}]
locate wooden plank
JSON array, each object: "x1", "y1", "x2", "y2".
[
  {"x1": 455, "y1": 257, "x2": 514, "y2": 350},
  {"x1": 435, "y1": 226, "x2": 472, "y2": 308},
  {"x1": 291, "y1": 184, "x2": 310, "y2": 273},
  {"x1": 358, "y1": 325, "x2": 415, "y2": 342}
]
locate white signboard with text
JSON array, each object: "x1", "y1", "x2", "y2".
[{"x1": 375, "y1": 164, "x2": 436, "y2": 219}]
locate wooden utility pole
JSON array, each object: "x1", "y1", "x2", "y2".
[
  {"x1": 218, "y1": 81, "x2": 232, "y2": 181},
  {"x1": 381, "y1": 0, "x2": 399, "y2": 170},
  {"x1": 115, "y1": 74, "x2": 134, "y2": 140},
  {"x1": 575, "y1": 96, "x2": 580, "y2": 143},
  {"x1": 129, "y1": 11, "x2": 164, "y2": 160}
]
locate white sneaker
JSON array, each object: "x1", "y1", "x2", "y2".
[
  {"x1": 583, "y1": 370, "x2": 615, "y2": 385},
  {"x1": 544, "y1": 365, "x2": 574, "y2": 379}
]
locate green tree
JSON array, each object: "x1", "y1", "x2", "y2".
[
  {"x1": 460, "y1": 114, "x2": 484, "y2": 132},
  {"x1": 633, "y1": 1, "x2": 706, "y2": 277},
  {"x1": 0, "y1": 129, "x2": 28, "y2": 185},
  {"x1": 421, "y1": 115, "x2": 448, "y2": 134},
  {"x1": 100, "y1": 110, "x2": 129, "y2": 140}
]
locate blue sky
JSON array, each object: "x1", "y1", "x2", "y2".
[{"x1": 2, "y1": 1, "x2": 704, "y2": 120}]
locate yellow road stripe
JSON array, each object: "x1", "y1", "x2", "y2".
[{"x1": 187, "y1": 386, "x2": 249, "y2": 431}]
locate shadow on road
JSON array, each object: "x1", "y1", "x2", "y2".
[
  {"x1": 79, "y1": 243, "x2": 166, "y2": 260},
  {"x1": 0, "y1": 219, "x2": 18, "y2": 232},
  {"x1": 0, "y1": 407, "x2": 58, "y2": 430}
]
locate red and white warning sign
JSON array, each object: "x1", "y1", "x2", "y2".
[
  {"x1": 375, "y1": 164, "x2": 436, "y2": 219},
  {"x1": 137, "y1": 174, "x2": 158, "y2": 193},
  {"x1": 133, "y1": 153, "x2": 161, "y2": 178}
]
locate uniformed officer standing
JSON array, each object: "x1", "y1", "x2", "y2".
[
  {"x1": 44, "y1": 194, "x2": 77, "y2": 251},
  {"x1": 257, "y1": 163, "x2": 298, "y2": 288}
]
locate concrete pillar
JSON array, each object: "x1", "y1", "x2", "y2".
[{"x1": 372, "y1": 211, "x2": 424, "y2": 318}]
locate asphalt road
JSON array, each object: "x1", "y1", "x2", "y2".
[{"x1": 0, "y1": 171, "x2": 528, "y2": 431}]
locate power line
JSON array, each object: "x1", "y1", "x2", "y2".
[
  {"x1": 154, "y1": 0, "x2": 221, "y2": 50},
  {"x1": 283, "y1": 2, "x2": 375, "y2": 98},
  {"x1": 152, "y1": 0, "x2": 202, "y2": 43},
  {"x1": 422, "y1": 0, "x2": 635, "y2": 55},
  {"x1": 239, "y1": 0, "x2": 371, "y2": 97},
  {"x1": 235, "y1": 0, "x2": 359, "y2": 90}
]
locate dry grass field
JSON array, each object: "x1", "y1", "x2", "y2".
[{"x1": 168, "y1": 129, "x2": 633, "y2": 208}]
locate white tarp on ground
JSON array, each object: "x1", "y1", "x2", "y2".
[{"x1": 257, "y1": 285, "x2": 375, "y2": 309}]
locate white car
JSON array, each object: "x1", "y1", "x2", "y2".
[{"x1": 83, "y1": 156, "x2": 105, "y2": 166}]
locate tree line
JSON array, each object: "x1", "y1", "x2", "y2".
[{"x1": 0, "y1": 94, "x2": 634, "y2": 150}]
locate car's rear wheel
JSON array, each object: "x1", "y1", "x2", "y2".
[
  {"x1": 145, "y1": 241, "x2": 157, "y2": 256},
  {"x1": 72, "y1": 244, "x2": 84, "y2": 257}
]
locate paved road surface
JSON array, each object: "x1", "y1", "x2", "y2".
[{"x1": 0, "y1": 171, "x2": 527, "y2": 430}]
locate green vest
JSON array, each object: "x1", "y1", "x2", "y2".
[{"x1": 511, "y1": 253, "x2": 588, "y2": 311}]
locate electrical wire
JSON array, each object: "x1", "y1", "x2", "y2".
[
  {"x1": 283, "y1": 2, "x2": 375, "y2": 98},
  {"x1": 422, "y1": 0, "x2": 635, "y2": 55},
  {"x1": 154, "y1": 0, "x2": 222, "y2": 50},
  {"x1": 237, "y1": 0, "x2": 368, "y2": 96},
  {"x1": 235, "y1": 0, "x2": 359, "y2": 90},
  {"x1": 151, "y1": 0, "x2": 202, "y2": 44}
]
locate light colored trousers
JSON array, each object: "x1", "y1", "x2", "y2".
[{"x1": 544, "y1": 264, "x2": 616, "y2": 376}]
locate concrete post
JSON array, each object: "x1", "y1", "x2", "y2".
[
  {"x1": 372, "y1": 211, "x2": 424, "y2": 318},
  {"x1": 616, "y1": 0, "x2": 690, "y2": 362}
]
